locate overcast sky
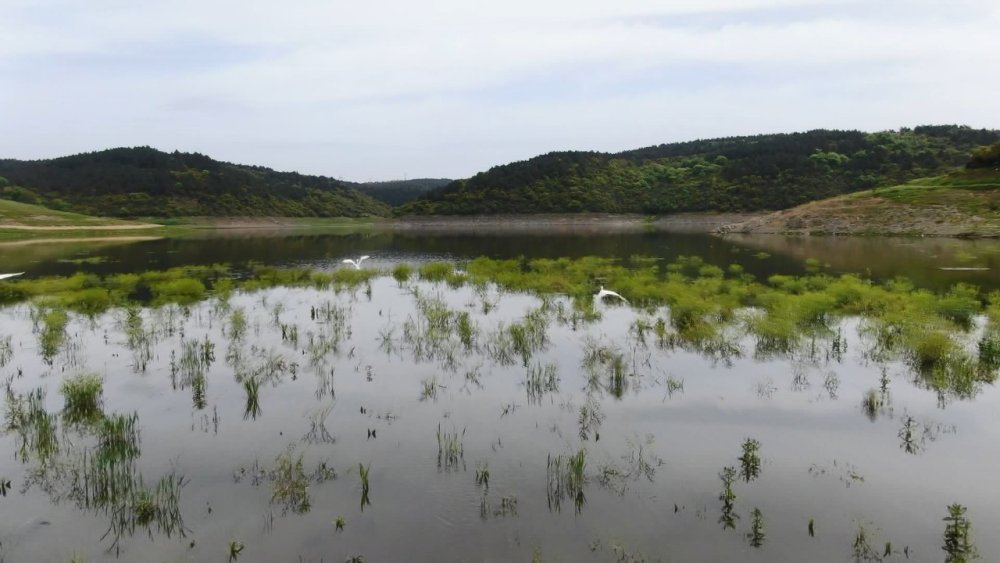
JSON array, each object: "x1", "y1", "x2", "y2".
[{"x1": 2, "y1": 0, "x2": 999, "y2": 181}]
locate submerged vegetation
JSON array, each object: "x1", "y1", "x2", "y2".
[{"x1": 0, "y1": 252, "x2": 996, "y2": 560}]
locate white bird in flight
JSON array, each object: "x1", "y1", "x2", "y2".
[
  {"x1": 0, "y1": 272, "x2": 24, "y2": 281},
  {"x1": 595, "y1": 286, "x2": 628, "y2": 304},
  {"x1": 341, "y1": 255, "x2": 370, "y2": 270}
]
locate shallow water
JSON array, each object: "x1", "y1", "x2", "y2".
[
  {"x1": 1, "y1": 266, "x2": 998, "y2": 561},
  {"x1": 4, "y1": 230, "x2": 1000, "y2": 290}
]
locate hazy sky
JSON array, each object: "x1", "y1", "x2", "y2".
[{"x1": 2, "y1": 0, "x2": 999, "y2": 181}]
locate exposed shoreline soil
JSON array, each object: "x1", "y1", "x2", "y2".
[{"x1": 718, "y1": 197, "x2": 1000, "y2": 238}]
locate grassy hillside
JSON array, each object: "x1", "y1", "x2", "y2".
[
  {"x1": 0, "y1": 198, "x2": 153, "y2": 228},
  {"x1": 399, "y1": 125, "x2": 1000, "y2": 215},
  {"x1": 720, "y1": 168, "x2": 1000, "y2": 237},
  {"x1": 0, "y1": 147, "x2": 390, "y2": 218}
]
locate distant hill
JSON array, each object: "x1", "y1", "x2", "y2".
[
  {"x1": 350, "y1": 178, "x2": 452, "y2": 206},
  {"x1": 398, "y1": 125, "x2": 1000, "y2": 215},
  {"x1": 0, "y1": 147, "x2": 390, "y2": 218},
  {"x1": 720, "y1": 162, "x2": 1000, "y2": 237}
]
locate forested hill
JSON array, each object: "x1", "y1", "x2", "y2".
[
  {"x1": 350, "y1": 178, "x2": 452, "y2": 206},
  {"x1": 0, "y1": 147, "x2": 390, "y2": 218},
  {"x1": 398, "y1": 125, "x2": 1000, "y2": 215}
]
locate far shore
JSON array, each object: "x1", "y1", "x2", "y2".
[
  {"x1": 1, "y1": 213, "x2": 759, "y2": 239},
  {"x1": 386, "y1": 213, "x2": 763, "y2": 233}
]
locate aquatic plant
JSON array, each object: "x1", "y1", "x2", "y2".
[
  {"x1": 97, "y1": 412, "x2": 141, "y2": 463},
  {"x1": 150, "y1": 277, "x2": 206, "y2": 305},
  {"x1": 851, "y1": 522, "x2": 882, "y2": 563},
  {"x1": 719, "y1": 466, "x2": 738, "y2": 530},
  {"x1": 243, "y1": 376, "x2": 261, "y2": 421},
  {"x1": 270, "y1": 448, "x2": 311, "y2": 514},
  {"x1": 392, "y1": 263, "x2": 412, "y2": 284},
  {"x1": 60, "y1": 373, "x2": 104, "y2": 426},
  {"x1": 942, "y1": 503, "x2": 976, "y2": 562},
  {"x1": 525, "y1": 362, "x2": 559, "y2": 404},
  {"x1": 359, "y1": 462, "x2": 371, "y2": 510},
  {"x1": 228, "y1": 307, "x2": 247, "y2": 340},
  {"x1": 577, "y1": 396, "x2": 604, "y2": 441},
  {"x1": 546, "y1": 449, "x2": 587, "y2": 513},
  {"x1": 335, "y1": 516, "x2": 346, "y2": 531},
  {"x1": 747, "y1": 507, "x2": 765, "y2": 547},
  {"x1": 437, "y1": 424, "x2": 465, "y2": 472},
  {"x1": 977, "y1": 331, "x2": 1000, "y2": 371},
  {"x1": 738, "y1": 439, "x2": 762, "y2": 482},
  {"x1": 861, "y1": 389, "x2": 884, "y2": 422},
  {"x1": 121, "y1": 306, "x2": 153, "y2": 372},
  {"x1": 303, "y1": 405, "x2": 335, "y2": 445},
  {"x1": 420, "y1": 377, "x2": 441, "y2": 402},
  {"x1": 456, "y1": 311, "x2": 475, "y2": 350},
  {"x1": 475, "y1": 461, "x2": 490, "y2": 489},
  {"x1": 665, "y1": 376, "x2": 684, "y2": 397},
  {"x1": 39, "y1": 307, "x2": 69, "y2": 364},
  {"x1": 228, "y1": 540, "x2": 245, "y2": 562},
  {"x1": 898, "y1": 415, "x2": 921, "y2": 454},
  {"x1": 498, "y1": 495, "x2": 517, "y2": 517},
  {"x1": 5, "y1": 387, "x2": 59, "y2": 462},
  {"x1": 0, "y1": 334, "x2": 13, "y2": 368}
]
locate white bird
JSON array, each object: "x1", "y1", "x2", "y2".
[
  {"x1": 595, "y1": 286, "x2": 628, "y2": 304},
  {"x1": 0, "y1": 272, "x2": 24, "y2": 281},
  {"x1": 341, "y1": 256, "x2": 370, "y2": 270}
]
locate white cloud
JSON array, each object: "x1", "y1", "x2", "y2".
[{"x1": 1, "y1": 0, "x2": 998, "y2": 179}]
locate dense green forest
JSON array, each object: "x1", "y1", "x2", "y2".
[
  {"x1": 0, "y1": 147, "x2": 389, "y2": 218},
  {"x1": 2, "y1": 127, "x2": 998, "y2": 219},
  {"x1": 350, "y1": 178, "x2": 452, "y2": 206},
  {"x1": 398, "y1": 125, "x2": 1000, "y2": 215}
]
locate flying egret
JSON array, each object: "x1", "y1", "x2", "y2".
[
  {"x1": 595, "y1": 286, "x2": 628, "y2": 304},
  {"x1": 0, "y1": 272, "x2": 24, "y2": 281},
  {"x1": 341, "y1": 255, "x2": 370, "y2": 270}
]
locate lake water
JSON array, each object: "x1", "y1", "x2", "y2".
[{"x1": 1, "y1": 230, "x2": 999, "y2": 562}]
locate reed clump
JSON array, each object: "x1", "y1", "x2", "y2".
[{"x1": 60, "y1": 373, "x2": 104, "y2": 426}]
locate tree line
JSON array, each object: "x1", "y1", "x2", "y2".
[{"x1": 398, "y1": 125, "x2": 1000, "y2": 215}]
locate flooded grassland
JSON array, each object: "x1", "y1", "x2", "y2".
[{"x1": 0, "y1": 257, "x2": 997, "y2": 562}]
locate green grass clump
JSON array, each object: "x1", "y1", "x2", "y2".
[
  {"x1": 60, "y1": 373, "x2": 104, "y2": 426},
  {"x1": 98, "y1": 412, "x2": 141, "y2": 463},
  {"x1": 243, "y1": 377, "x2": 261, "y2": 420},
  {"x1": 437, "y1": 424, "x2": 465, "y2": 472},
  {"x1": 392, "y1": 263, "x2": 412, "y2": 284},
  {"x1": 53, "y1": 287, "x2": 112, "y2": 316},
  {"x1": 546, "y1": 449, "x2": 587, "y2": 513},
  {"x1": 271, "y1": 448, "x2": 311, "y2": 514},
  {"x1": 935, "y1": 284, "x2": 981, "y2": 327},
  {"x1": 977, "y1": 331, "x2": 1000, "y2": 370},
  {"x1": 150, "y1": 278, "x2": 205, "y2": 305},
  {"x1": 329, "y1": 267, "x2": 379, "y2": 288},
  {"x1": 910, "y1": 331, "x2": 955, "y2": 369},
  {"x1": 4, "y1": 387, "x2": 59, "y2": 462},
  {"x1": 39, "y1": 308, "x2": 69, "y2": 363},
  {"x1": 418, "y1": 261, "x2": 454, "y2": 282}
]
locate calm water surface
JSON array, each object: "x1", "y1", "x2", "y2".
[
  {"x1": 0, "y1": 231, "x2": 998, "y2": 562},
  {"x1": 4, "y1": 230, "x2": 1000, "y2": 289}
]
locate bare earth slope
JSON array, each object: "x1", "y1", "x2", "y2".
[{"x1": 719, "y1": 170, "x2": 1000, "y2": 237}]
